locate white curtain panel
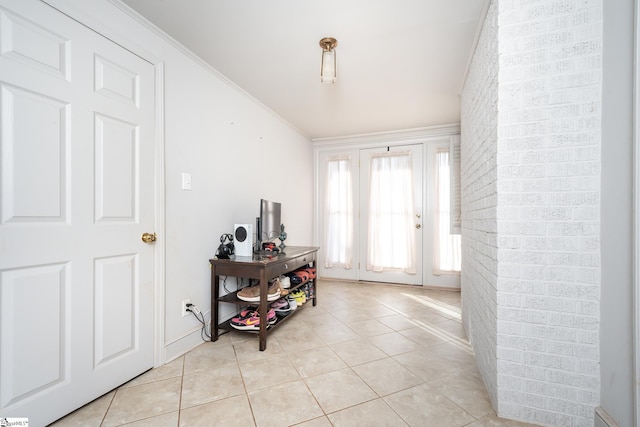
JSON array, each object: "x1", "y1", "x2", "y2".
[
  {"x1": 434, "y1": 149, "x2": 462, "y2": 273},
  {"x1": 366, "y1": 151, "x2": 416, "y2": 274},
  {"x1": 324, "y1": 156, "x2": 354, "y2": 268}
]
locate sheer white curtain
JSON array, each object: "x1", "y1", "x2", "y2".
[
  {"x1": 367, "y1": 151, "x2": 416, "y2": 274},
  {"x1": 324, "y1": 156, "x2": 354, "y2": 268},
  {"x1": 434, "y1": 149, "x2": 461, "y2": 273}
]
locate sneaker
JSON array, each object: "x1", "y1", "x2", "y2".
[
  {"x1": 270, "y1": 298, "x2": 289, "y2": 311},
  {"x1": 230, "y1": 308, "x2": 276, "y2": 330},
  {"x1": 301, "y1": 284, "x2": 310, "y2": 299},
  {"x1": 302, "y1": 266, "x2": 317, "y2": 279},
  {"x1": 238, "y1": 283, "x2": 280, "y2": 302},
  {"x1": 267, "y1": 277, "x2": 282, "y2": 301},
  {"x1": 293, "y1": 270, "x2": 310, "y2": 284},
  {"x1": 230, "y1": 312, "x2": 261, "y2": 330},
  {"x1": 307, "y1": 283, "x2": 315, "y2": 299},
  {"x1": 285, "y1": 295, "x2": 298, "y2": 311},
  {"x1": 290, "y1": 290, "x2": 306, "y2": 305},
  {"x1": 231, "y1": 307, "x2": 257, "y2": 322},
  {"x1": 271, "y1": 277, "x2": 288, "y2": 296},
  {"x1": 266, "y1": 308, "x2": 277, "y2": 325},
  {"x1": 273, "y1": 298, "x2": 296, "y2": 316},
  {"x1": 286, "y1": 272, "x2": 303, "y2": 285},
  {"x1": 279, "y1": 275, "x2": 291, "y2": 289}
]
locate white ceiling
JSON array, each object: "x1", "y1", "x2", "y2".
[{"x1": 120, "y1": 0, "x2": 489, "y2": 140}]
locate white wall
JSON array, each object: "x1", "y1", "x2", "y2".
[
  {"x1": 162, "y1": 51, "x2": 313, "y2": 357},
  {"x1": 462, "y1": 0, "x2": 603, "y2": 425},
  {"x1": 600, "y1": 0, "x2": 635, "y2": 425},
  {"x1": 460, "y1": 0, "x2": 500, "y2": 408},
  {"x1": 46, "y1": 0, "x2": 314, "y2": 361}
]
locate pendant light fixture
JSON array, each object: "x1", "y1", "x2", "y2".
[{"x1": 319, "y1": 37, "x2": 338, "y2": 84}]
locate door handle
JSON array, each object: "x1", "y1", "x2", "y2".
[
  {"x1": 415, "y1": 224, "x2": 421, "y2": 229},
  {"x1": 141, "y1": 232, "x2": 157, "y2": 243}
]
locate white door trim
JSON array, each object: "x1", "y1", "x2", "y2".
[
  {"x1": 153, "y1": 61, "x2": 166, "y2": 367},
  {"x1": 634, "y1": 1, "x2": 640, "y2": 424}
]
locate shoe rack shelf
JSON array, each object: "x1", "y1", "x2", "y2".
[{"x1": 210, "y1": 246, "x2": 319, "y2": 351}]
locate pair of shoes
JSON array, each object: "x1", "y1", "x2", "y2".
[
  {"x1": 271, "y1": 277, "x2": 288, "y2": 296},
  {"x1": 270, "y1": 297, "x2": 288, "y2": 310},
  {"x1": 237, "y1": 282, "x2": 280, "y2": 302},
  {"x1": 230, "y1": 308, "x2": 276, "y2": 330},
  {"x1": 301, "y1": 265, "x2": 317, "y2": 279},
  {"x1": 286, "y1": 271, "x2": 309, "y2": 285},
  {"x1": 279, "y1": 275, "x2": 291, "y2": 289},
  {"x1": 286, "y1": 295, "x2": 298, "y2": 310},
  {"x1": 271, "y1": 297, "x2": 296, "y2": 316},
  {"x1": 290, "y1": 290, "x2": 306, "y2": 305},
  {"x1": 236, "y1": 306, "x2": 257, "y2": 318},
  {"x1": 300, "y1": 283, "x2": 314, "y2": 300},
  {"x1": 307, "y1": 283, "x2": 315, "y2": 299},
  {"x1": 288, "y1": 267, "x2": 315, "y2": 285},
  {"x1": 286, "y1": 272, "x2": 302, "y2": 285}
]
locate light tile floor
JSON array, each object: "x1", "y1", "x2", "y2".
[{"x1": 51, "y1": 279, "x2": 537, "y2": 427}]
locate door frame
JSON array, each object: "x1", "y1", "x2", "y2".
[
  {"x1": 151, "y1": 62, "x2": 166, "y2": 367},
  {"x1": 635, "y1": 0, "x2": 640, "y2": 422},
  {"x1": 312, "y1": 125, "x2": 461, "y2": 288},
  {"x1": 358, "y1": 144, "x2": 424, "y2": 285},
  {"x1": 42, "y1": 0, "x2": 167, "y2": 367}
]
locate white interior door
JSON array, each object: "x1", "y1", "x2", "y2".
[
  {"x1": 359, "y1": 145, "x2": 423, "y2": 285},
  {"x1": 0, "y1": 1, "x2": 156, "y2": 425}
]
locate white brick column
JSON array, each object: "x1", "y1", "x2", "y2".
[
  {"x1": 461, "y1": 0, "x2": 500, "y2": 409},
  {"x1": 461, "y1": 0, "x2": 602, "y2": 425}
]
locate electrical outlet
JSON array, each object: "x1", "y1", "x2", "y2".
[{"x1": 181, "y1": 299, "x2": 191, "y2": 317}]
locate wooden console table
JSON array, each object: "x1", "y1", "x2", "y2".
[{"x1": 210, "y1": 246, "x2": 319, "y2": 351}]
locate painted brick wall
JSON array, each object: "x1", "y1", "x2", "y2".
[
  {"x1": 461, "y1": 0, "x2": 500, "y2": 408},
  {"x1": 462, "y1": 0, "x2": 602, "y2": 425}
]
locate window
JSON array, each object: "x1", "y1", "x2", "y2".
[
  {"x1": 434, "y1": 149, "x2": 461, "y2": 273},
  {"x1": 324, "y1": 156, "x2": 354, "y2": 268}
]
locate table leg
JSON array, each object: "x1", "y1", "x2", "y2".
[
  {"x1": 312, "y1": 277, "x2": 317, "y2": 307},
  {"x1": 258, "y1": 269, "x2": 268, "y2": 351},
  {"x1": 311, "y1": 261, "x2": 317, "y2": 307},
  {"x1": 211, "y1": 262, "x2": 219, "y2": 341}
]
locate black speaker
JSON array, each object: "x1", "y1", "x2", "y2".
[{"x1": 234, "y1": 224, "x2": 253, "y2": 256}]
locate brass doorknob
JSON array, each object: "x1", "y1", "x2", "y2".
[
  {"x1": 141, "y1": 232, "x2": 157, "y2": 243},
  {"x1": 415, "y1": 224, "x2": 422, "y2": 229}
]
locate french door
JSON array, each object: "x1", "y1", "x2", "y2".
[
  {"x1": 358, "y1": 145, "x2": 423, "y2": 285},
  {"x1": 0, "y1": 1, "x2": 156, "y2": 425}
]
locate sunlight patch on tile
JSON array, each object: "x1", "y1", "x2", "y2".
[{"x1": 402, "y1": 293, "x2": 462, "y2": 319}]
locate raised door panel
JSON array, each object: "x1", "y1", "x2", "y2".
[
  {"x1": 94, "y1": 54, "x2": 140, "y2": 108},
  {"x1": 94, "y1": 254, "x2": 137, "y2": 367},
  {"x1": 0, "y1": 263, "x2": 68, "y2": 408},
  {"x1": 94, "y1": 114, "x2": 138, "y2": 222},
  {"x1": 0, "y1": 6, "x2": 70, "y2": 81},
  {"x1": 0, "y1": 83, "x2": 69, "y2": 223}
]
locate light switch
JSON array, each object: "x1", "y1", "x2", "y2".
[{"x1": 182, "y1": 173, "x2": 192, "y2": 190}]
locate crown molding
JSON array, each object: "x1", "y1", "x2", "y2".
[{"x1": 311, "y1": 123, "x2": 460, "y2": 148}]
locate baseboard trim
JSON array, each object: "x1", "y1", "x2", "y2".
[
  {"x1": 319, "y1": 277, "x2": 461, "y2": 291},
  {"x1": 595, "y1": 407, "x2": 620, "y2": 427},
  {"x1": 163, "y1": 326, "x2": 209, "y2": 363}
]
